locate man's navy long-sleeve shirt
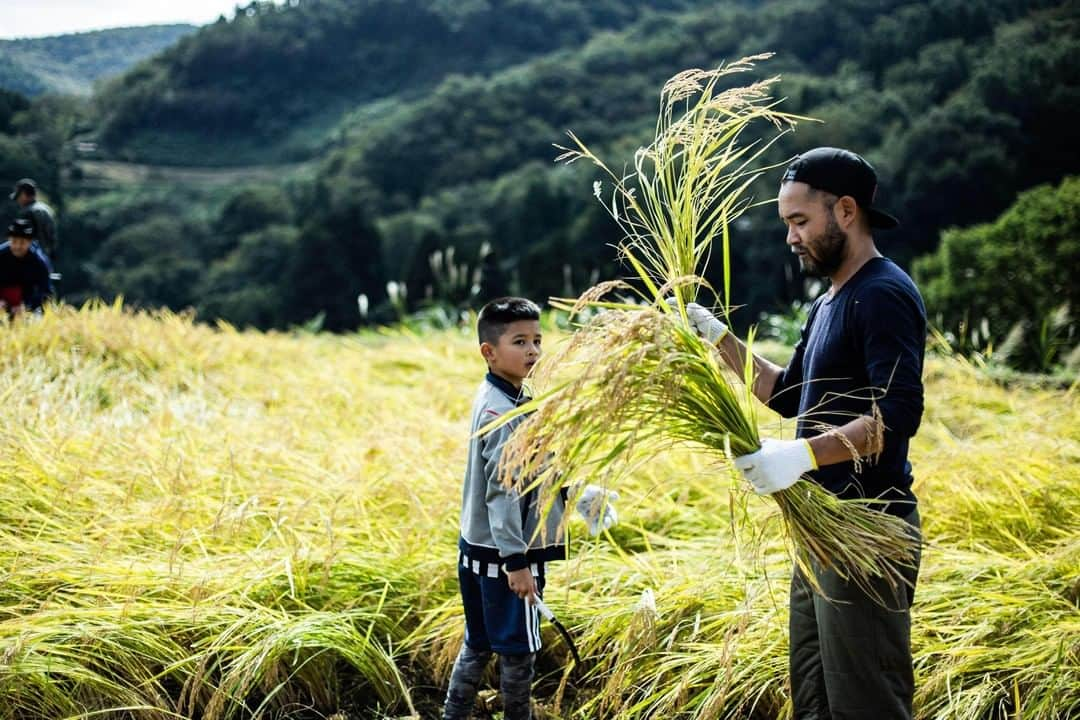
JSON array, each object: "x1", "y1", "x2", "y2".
[{"x1": 768, "y1": 257, "x2": 926, "y2": 516}]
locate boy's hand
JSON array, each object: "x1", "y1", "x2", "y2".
[
  {"x1": 506, "y1": 567, "x2": 538, "y2": 601},
  {"x1": 575, "y1": 484, "x2": 619, "y2": 536}
]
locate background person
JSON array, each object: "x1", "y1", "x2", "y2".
[
  {"x1": 10, "y1": 178, "x2": 58, "y2": 264},
  {"x1": 1, "y1": 217, "x2": 53, "y2": 317}
]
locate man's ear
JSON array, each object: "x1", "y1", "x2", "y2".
[
  {"x1": 480, "y1": 341, "x2": 495, "y2": 362},
  {"x1": 834, "y1": 195, "x2": 859, "y2": 230}
]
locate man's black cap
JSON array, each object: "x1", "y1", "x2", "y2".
[
  {"x1": 7, "y1": 217, "x2": 35, "y2": 239},
  {"x1": 9, "y1": 178, "x2": 36, "y2": 200},
  {"x1": 782, "y1": 147, "x2": 899, "y2": 229}
]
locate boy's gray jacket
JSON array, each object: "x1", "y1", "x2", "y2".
[{"x1": 458, "y1": 373, "x2": 567, "y2": 572}]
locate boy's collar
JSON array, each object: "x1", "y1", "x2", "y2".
[{"x1": 486, "y1": 371, "x2": 530, "y2": 405}]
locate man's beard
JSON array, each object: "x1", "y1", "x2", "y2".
[{"x1": 798, "y1": 215, "x2": 847, "y2": 278}]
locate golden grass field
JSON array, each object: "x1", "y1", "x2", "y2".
[{"x1": 0, "y1": 303, "x2": 1076, "y2": 719}]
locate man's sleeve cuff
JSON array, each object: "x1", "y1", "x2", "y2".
[
  {"x1": 501, "y1": 553, "x2": 528, "y2": 572},
  {"x1": 802, "y1": 438, "x2": 819, "y2": 470}
]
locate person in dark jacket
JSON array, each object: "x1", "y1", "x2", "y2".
[
  {"x1": 11, "y1": 178, "x2": 58, "y2": 262},
  {"x1": 1, "y1": 217, "x2": 52, "y2": 317},
  {"x1": 679, "y1": 148, "x2": 925, "y2": 720}
]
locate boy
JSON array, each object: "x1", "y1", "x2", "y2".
[
  {"x1": 444, "y1": 297, "x2": 615, "y2": 720},
  {"x1": 0, "y1": 218, "x2": 52, "y2": 318}
]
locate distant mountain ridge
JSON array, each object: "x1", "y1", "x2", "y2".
[
  {"x1": 92, "y1": 0, "x2": 721, "y2": 164},
  {"x1": 0, "y1": 24, "x2": 196, "y2": 97}
]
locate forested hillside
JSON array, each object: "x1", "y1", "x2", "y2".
[
  {"x1": 0, "y1": 25, "x2": 195, "y2": 97},
  {"x1": 310, "y1": 0, "x2": 1078, "y2": 319},
  {"x1": 1, "y1": 0, "x2": 1077, "y2": 361},
  {"x1": 0, "y1": 306, "x2": 1076, "y2": 716},
  {"x1": 95, "y1": 0, "x2": 719, "y2": 163}
]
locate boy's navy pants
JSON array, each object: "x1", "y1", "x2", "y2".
[{"x1": 443, "y1": 552, "x2": 545, "y2": 720}]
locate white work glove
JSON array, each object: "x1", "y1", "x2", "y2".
[
  {"x1": 575, "y1": 484, "x2": 619, "y2": 536},
  {"x1": 733, "y1": 438, "x2": 817, "y2": 495},
  {"x1": 665, "y1": 298, "x2": 729, "y2": 344}
]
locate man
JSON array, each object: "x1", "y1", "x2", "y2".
[
  {"x1": 10, "y1": 178, "x2": 58, "y2": 261},
  {"x1": 683, "y1": 147, "x2": 926, "y2": 719},
  {"x1": 0, "y1": 217, "x2": 52, "y2": 317}
]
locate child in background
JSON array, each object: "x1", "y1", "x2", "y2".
[{"x1": 0, "y1": 218, "x2": 51, "y2": 318}]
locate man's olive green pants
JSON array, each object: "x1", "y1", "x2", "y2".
[{"x1": 789, "y1": 508, "x2": 921, "y2": 720}]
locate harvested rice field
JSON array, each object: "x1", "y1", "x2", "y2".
[{"x1": 0, "y1": 303, "x2": 1076, "y2": 719}]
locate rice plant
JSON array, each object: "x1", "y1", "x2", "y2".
[{"x1": 0, "y1": 302, "x2": 1077, "y2": 716}]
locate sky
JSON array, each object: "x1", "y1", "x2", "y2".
[{"x1": 2, "y1": 1, "x2": 286, "y2": 40}]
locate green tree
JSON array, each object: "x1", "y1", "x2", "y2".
[
  {"x1": 207, "y1": 185, "x2": 294, "y2": 258},
  {"x1": 0, "y1": 88, "x2": 31, "y2": 133},
  {"x1": 915, "y1": 176, "x2": 1079, "y2": 371},
  {"x1": 284, "y1": 180, "x2": 385, "y2": 330},
  {"x1": 198, "y1": 224, "x2": 299, "y2": 328},
  {"x1": 90, "y1": 215, "x2": 203, "y2": 309}
]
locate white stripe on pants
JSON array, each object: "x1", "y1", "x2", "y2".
[{"x1": 523, "y1": 596, "x2": 541, "y2": 652}]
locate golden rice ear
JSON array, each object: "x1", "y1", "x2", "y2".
[{"x1": 556, "y1": 55, "x2": 805, "y2": 315}]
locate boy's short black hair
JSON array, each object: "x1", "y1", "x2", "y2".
[{"x1": 477, "y1": 297, "x2": 541, "y2": 345}]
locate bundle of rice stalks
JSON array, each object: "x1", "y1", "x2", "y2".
[{"x1": 492, "y1": 55, "x2": 919, "y2": 601}]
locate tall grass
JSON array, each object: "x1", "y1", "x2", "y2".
[
  {"x1": 0, "y1": 302, "x2": 453, "y2": 719},
  {"x1": 0, "y1": 303, "x2": 1076, "y2": 718}
]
